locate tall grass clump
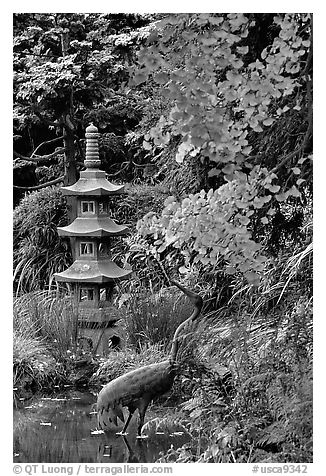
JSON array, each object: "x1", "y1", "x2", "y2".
[
  {"x1": 119, "y1": 285, "x2": 193, "y2": 350},
  {"x1": 13, "y1": 332, "x2": 59, "y2": 390},
  {"x1": 13, "y1": 291, "x2": 78, "y2": 389},
  {"x1": 13, "y1": 186, "x2": 71, "y2": 294},
  {"x1": 14, "y1": 290, "x2": 78, "y2": 359}
]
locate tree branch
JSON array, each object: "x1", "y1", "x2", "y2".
[
  {"x1": 14, "y1": 148, "x2": 66, "y2": 165},
  {"x1": 13, "y1": 176, "x2": 65, "y2": 191},
  {"x1": 106, "y1": 162, "x2": 129, "y2": 177},
  {"x1": 271, "y1": 104, "x2": 313, "y2": 174},
  {"x1": 270, "y1": 146, "x2": 303, "y2": 174},
  {"x1": 14, "y1": 51, "x2": 61, "y2": 59},
  {"x1": 104, "y1": 159, "x2": 155, "y2": 178},
  {"x1": 31, "y1": 136, "x2": 64, "y2": 157}
]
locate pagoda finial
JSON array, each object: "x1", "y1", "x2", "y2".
[{"x1": 85, "y1": 123, "x2": 101, "y2": 169}]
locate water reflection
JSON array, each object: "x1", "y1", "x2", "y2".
[{"x1": 13, "y1": 390, "x2": 189, "y2": 463}]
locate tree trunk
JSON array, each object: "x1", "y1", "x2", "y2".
[
  {"x1": 63, "y1": 122, "x2": 77, "y2": 259},
  {"x1": 63, "y1": 123, "x2": 77, "y2": 187}
]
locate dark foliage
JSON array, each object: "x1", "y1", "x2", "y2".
[{"x1": 13, "y1": 187, "x2": 71, "y2": 293}]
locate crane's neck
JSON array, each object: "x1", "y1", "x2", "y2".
[{"x1": 169, "y1": 283, "x2": 203, "y2": 365}]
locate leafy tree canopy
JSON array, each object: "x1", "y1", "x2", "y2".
[
  {"x1": 133, "y1": 13, "x2": 312, "y2": 285},
  {"x1": 13, "y1": 13, "x2": 154, "y2": 130},
  {"x1": 13, "y1": 12, "x2": 158, "y2": 199}
]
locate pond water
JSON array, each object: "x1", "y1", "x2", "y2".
[{"x1": 13, "y1": 390, "x2": 190, "y2": 463}]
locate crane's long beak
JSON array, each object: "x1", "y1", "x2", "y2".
[{"x1": 171, "y1": 280, "x2": 203, "y2": 310}]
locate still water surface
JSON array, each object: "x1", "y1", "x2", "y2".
[{"x1": 13, "y1": 390, "x2": 190, "y2": 463}]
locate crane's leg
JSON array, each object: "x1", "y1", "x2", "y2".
[
  {"x1": 120, "y1": 408, "x2": 135, "y2": 435},
  {"x1": 137, "y1": 398, "x2": 150, "y2": 438},
  {"x1": 97, "y1": 407, "x2": 108, "y2": 430}
]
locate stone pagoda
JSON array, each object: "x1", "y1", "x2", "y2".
[{"x1": 54, "y1": 124, "x2": 132, "y2": 355}]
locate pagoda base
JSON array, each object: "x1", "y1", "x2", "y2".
[
  {"x1": 77, "y1": 323, "x2": 124, "y2": 355},
  {"x1": 76, "y1": 305, "x2": 124, "y2": 355}
]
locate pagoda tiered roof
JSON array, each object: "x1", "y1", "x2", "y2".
[
  {"x1": 54, "y1": 260, "x2": 132, "y2": 283},
  {"x1": 57, "y1": 217, "x2": 129, "y2": 237},
  {"x1": 60, "y1": 169, "x2": 125, "y2": 196}
]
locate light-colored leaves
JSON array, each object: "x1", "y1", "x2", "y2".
[
  {"x1": 291, "y1": 167, "x2": 301, "y2": 175},
  {"x1": 137, "y1": 166, "x2": 286, "y2": 283},
  {"x1": 263, "y1": 118, "x2": 274, "y2": 126},
  {"x1": 288, "y1": 186, "x2": 301, "y2": 198},
  {"x1": 134, "y1": 13, "x2": 310, "y2": 285},
  {"x1": 137, "y1": 13, "x2": 311, "y2": 196}
]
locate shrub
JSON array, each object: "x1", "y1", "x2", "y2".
[{"x1": 13, "y1": 187, "x2": 71, "y2": 293}]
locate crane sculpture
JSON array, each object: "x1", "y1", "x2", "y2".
[{"x1": 96, "y1": 280, "x2": 203, "y2": 437}]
